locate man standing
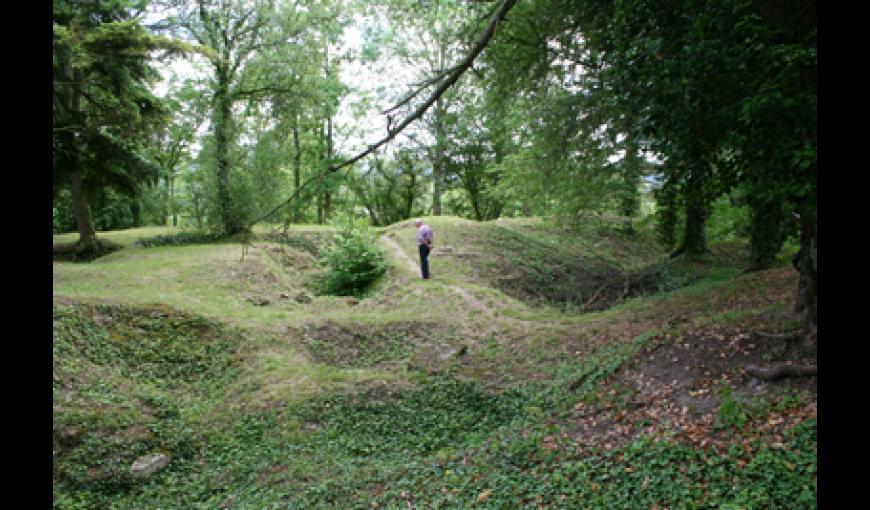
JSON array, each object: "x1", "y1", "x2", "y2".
[{"x1": 415, "y1": 218, "x2": 433, "y2": 279}]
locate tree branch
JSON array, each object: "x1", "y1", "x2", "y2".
[
  {"x1": 382, "y1": 63, "x2": 462, "y2": 115},
  {"x1": 247, "y1": 0, "x2": 518, "y2": 228}
]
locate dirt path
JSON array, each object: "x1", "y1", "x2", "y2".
[
  {"x1": 379, "y1": 235, "x2": 419, "y2": 275},
  {"x1": 379, "y1": 234, "x2": 497, "y2": 321}
]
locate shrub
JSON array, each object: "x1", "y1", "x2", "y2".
[{"x1": 320, "y1": 214, "x2": 389, "y2": 297}]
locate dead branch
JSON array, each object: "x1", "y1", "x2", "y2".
[{"x1": 579, "y1": 283, "x2": 609, "y2": 311}]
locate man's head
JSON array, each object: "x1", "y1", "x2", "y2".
[{"x1": 414, "y1": 219, "x2": 422, "y2": 228}]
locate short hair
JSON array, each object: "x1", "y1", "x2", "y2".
[{"x1": 414, "y1": 218, "x2": 422, "y2": 225}]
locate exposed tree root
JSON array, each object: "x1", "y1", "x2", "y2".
[
  {"x1": 753, "y1": 331, "x2": 799, "y2": 342},
  {"x1": 744, "y1": 364, "x2": 816, "y2": 380},
  {"x1": 53, "y1": 238, "x2": 123, "y2": 262}
]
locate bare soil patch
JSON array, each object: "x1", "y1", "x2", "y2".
[{"x1": 564, "y1": 321, "x2": 816, "y2": 455}]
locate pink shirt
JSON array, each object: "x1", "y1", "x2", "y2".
[{"x1": 415, "y1": 224, "x2": 433, "y2": 245}]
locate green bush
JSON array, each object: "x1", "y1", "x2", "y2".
[
  {"x1": 320, "y1": 214, "x2": 389, "y2": 297},
  {"x1": 706, "y1": 193, "x2": 751, "y2": 243}
]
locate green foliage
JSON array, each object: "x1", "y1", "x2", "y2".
[
  {"x1": 53, "y1": 303, "x2": 242, "y2": 503},
  {"x1": 297, "y1": 377, "x2": 535, "y2": 457},
  {"x1": 716, "y1": 385, "x2": 749, "y2": 429},
  {"x1": 747, "y1": 196, "x2": 794, "y2": 271},
  {"x1": 350, "y1": 154, "x2": 428, "y2": 226},
  {"x1": 706, "y1": 193, "x2": 751, "y2": 243},
  {"x1": 53, "y1": 0, "x2": 191, "y2": 240},
  {"x1": 53, "y1": 189, "x2": 78, "y2": 234},
  {"x1": 54, "y1": 304, "x2": 239, "y2": 385},
  {"x1": 319, "y1": 214, "x2": 389, "y2": 296}
]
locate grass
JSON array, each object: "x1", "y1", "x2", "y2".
[
  {"x1": 53, "y1": 226, "x2": 185, "y2": 248},
  {"x1": 53, "y1": 219, "x2": 815, "y2": 509}
]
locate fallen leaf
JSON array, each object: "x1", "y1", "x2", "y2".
[{"x1": 477, "y1": 489, "x2": 493, "y2": 503}]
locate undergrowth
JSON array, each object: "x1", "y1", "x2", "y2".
[
  {"x1": 320, "y1": 215, "x2": 389, "y2": 297},
  {"x1": 133, "y1": 231, "x2": 227, "y2": 248},
  {"x1": 53, "y1": 304, "x2": 816, "y2": 509}
]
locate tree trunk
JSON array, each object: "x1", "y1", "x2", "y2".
[
  {"x1": 131, "y1": 197, "x2": 141, "y2": 228},
  {"x1": 292, "y1": 112, "x2": 302, "y2": 223},
  {"x1": 748, "y1": 196, "x2": 787, "y2": 271},
  {"x1": 405, "y1": 169, "x2": 417, "y2": 218},
  {"x1": 214, "y1": 67, "x2": 238, "y2": 235},
  {"x1": 161, "y1": 175, "x2": 170, "y2": 225},
  {"x1": 432, "y1": 34, "x2": 447, "y2": 216},
  {"x1": 317, "y1": 194, "x2": 324, "y2": 225},
  {"x1": 317, "y1": 122, "x2": 325, "y2": 225},
  {"x1": 324, "y1": 115, "x2": 333, "y2": 221},
  {"x1": 655, "y1": 175, "x2": 678, "y2": 251},
  {"x1": 675, "y1": 169, "x2": 708, "y2": 256},
  {"x1": 64, "y1": 55, "x2": 97, "y2": 248},
  {"x1": 68, "y1": 168, "x2": 97, "y2": 248},
  {"x1": 170, "y1": 174, "x2": 177, "y2": 227},
  {"x1": 433, "y1": 97, "x2": 445, "y2": 216},
  {"x1": 795, "y1": 206, "x2": 817, "y2": 329}
]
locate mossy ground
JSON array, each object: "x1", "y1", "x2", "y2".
[{"x1": 53, "y1": 217, "x2": 815, "y2": 509}]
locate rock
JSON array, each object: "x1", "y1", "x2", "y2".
[
  {"x1": 279, "y1": 293, "x2": 290, "y2": 299},
  {"x1": 295, "y1": 292, "x2": 312, "y2": 304},
  {"x1": 130, "y1": 453, "x2": 170, "y2": 478},
  {"x1": 55, "y1": 426, "x2": 83, "y2": 448},
  {"x1": 248, "y1": 295, "x2": 270, "y2": 306}
]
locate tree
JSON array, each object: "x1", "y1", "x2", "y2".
[
  {"x1": 249, "y1": 0, "x2": 519, "y2": 228},
  {"x1": 53, "y1": 0, "x2": 186, "y2": 249},
  {"x1": 374, "y1": 0, "x2": 494, "y2": 216},
  {"x1": 151, "y1": 79, "x2": 209, "y2": 226},
  {"x1": 486, "y1": 0, "x2": 815, "y2": 330},
  {"x1": 153, "y1": 0, "x2": 341, "y2": 234},
  {"x1": 349, "y1": 151, "x2": 427, "y2": 225}
]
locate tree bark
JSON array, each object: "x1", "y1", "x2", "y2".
[
  {"x1": 747, "y1": 197, "x2": 787, "y2": 271},
  {"x1": 433, "y1": 101, "x2": 445, "y2": 215},
  {"x1": 131, "y1": 197, "x2": 141, "y2": 228},
  {"x1": 170, "y1": 174, "x2": 177, "y2": 226},
  {"x1": 63, "y1": 52, "x2": 97, "y2": 248},
  {"x1": 676, "y1": 168, "x2": 708, "y2": 256},
  {"x1": 161, "y1": 175, "x2": 170, "y2": 225},
  {"x1": 292, "y1": 112, "x2": 302, "y2": 223},
  {"x1": 405, "y1": 169, "x2": 417, "y2": 218},
  {"x1": 317, "y1": 194, "x2": 324, "y2": 225},
  {"x1": 324, "y1": 115, "x2": 333, "y2": 221},
  {"x1": 68, "y1": 168, "x2": 97, "y2": 247},
  {"x1": 214, "y1": 67, "x2": 237, "y2": 235},
  {"x1": 432, "y1": 34, "x2": 447, "y2": 216},
  {"x1": 795, "y1": 206, "x2": 817, "y2": 330}
]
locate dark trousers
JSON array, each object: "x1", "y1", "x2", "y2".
[{"x1": 418, "y1": 243, "x2": 430, "y2": 279}]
